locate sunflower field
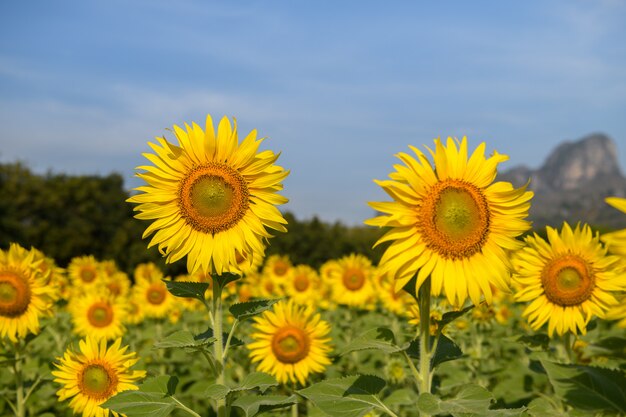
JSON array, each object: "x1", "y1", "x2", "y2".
[{"x1": 1, "y1": 114, "x2": 626, "y2": 417}]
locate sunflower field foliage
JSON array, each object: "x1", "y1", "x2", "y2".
[{"x1": 1, "y1": 115, "x2": 626, "y2": 417}]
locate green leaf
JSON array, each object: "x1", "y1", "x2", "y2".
[
  {"x1": 541, "y1": 359, "x2": 626, "y2": 413},
  {"x1": 163, "y1": 280, "x2": 209, "y2": 302},
  {"x1": 212, "y1": 273, "x2": 240, "y2": 289},
  {"x1": 103, "y1": 376, "x2": 179, "y2": 417},
  {"x1": 526, "y1": 398, "x2": 569, "y2": 417},
  {"x1": 103, "y1": 391, "x2": 176, "y2": 417},
  {"x1": 589, "y1": 337, "x2": 626, "y2": 359},
  {"x1": 418, "y1": 384, "x2": 493, "y2": 415},
  {"x1": 204, "y1": 383, "x2": 230, "y2": 400},
  {"x1": 298, "y1": 375, "x2": 387, "y2": 417},
  {"x1": 229, "y1": 298, "x2": 283, "y2": 321},
  {"x1": 231, "y1": 394, "x2": 297, "y2": 417},
  {"x1": 340, "y1": 327, "x2": 408, "y2": 355},
  {"x1": 406, "y1": 334, "x2": 463, "y2": 370},
  {"x1": 153, "y1": 330, "x2": 216, "y2": 350},
  {"x1": 383, "y1": 388, "x2": 416, "y2": 408},
  {"x1": 139, "y1": 375, "x2": 179, "y2": 396},
  {"x1": 437, "y1": 305, "x2": 474, "y2": 330},
  {"x1": 232, "y1": 372, "x2": 278, "y2": 393},
  {"x1": 517, "y1": 333, "x2": 550, "y2": 350},
  {"x1": 195, "y1": 327, "x2": 243, "y2": 349}
]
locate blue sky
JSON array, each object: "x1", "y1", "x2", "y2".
[{"x1": 1, "y1": 1, "x2": 625, "y2": 225}]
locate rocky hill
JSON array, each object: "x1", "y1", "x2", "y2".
[{"x1": 499, "y1": 133, "x2": 626, "y2": 230}]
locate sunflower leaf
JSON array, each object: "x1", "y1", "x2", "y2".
[
  {"x1": 163, "y1": 280, "x2": 209, "y2": 302},
  {"x1": 406, "y1": 334, "x2": 463, "y2": 370},
  {"x1": 541, "y1": 359, "x2": 626, "y2": 413},
  {"x1": 103, "y1": 376, "x2": 179, "y2": 417},
  {"x1": 229, "y1": 298, "x2": 283, "y2": 321},
  {"x1": 231, "y1": 394, "x2": 297, "y2": 417},
  {"x1": 517, "y1": 333, "x2": 551, "y2": 351},
  {"x1": 204, "y1": 383, "x2": 230, "y2": 400},
  {"x1": 153, "y1": 330, "x2": 216, "y2": 350},
  {"x1": 231, "y1": 372, "x2": 278, "y2": 394},
  {"x1": 417, "y1": 384, "x2": 526, "y2": 416},
  {"x1": 340, "y1": 327, "x2": 408, "y2": 355},
  {"x1": 212, "y1": 273, "x2": 241, "y2": 289},
  {"x1": 437, "y1": 305, "x2": 474, "y2": 330},
  {"x1": 298, "y1": 375, "x2": 387, "y2": 417}
]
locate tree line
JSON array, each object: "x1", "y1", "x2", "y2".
[{"x1": 0, "y1": 162, "x2": 385, "y2": 277}]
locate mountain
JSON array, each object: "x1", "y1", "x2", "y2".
[{"x1": 499, "y1": 133, "x2": 626, "y2": 229}]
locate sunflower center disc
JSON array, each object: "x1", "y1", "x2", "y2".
[
  {"x1": 179, "y1": 163, "x2": 249, "y2": 234},
  {"x1": 147, "y1": 286, "x2": 166, "y2": 305},
  {"x1": 0, "y1": 272, "x2": 31, "y2": 317},
  {"x1": 107, "y1": 282, "x2": 121, "y2": 296},
  {"x1": 272, "y1": 326, "x2": 310, "y2": 364},
  {"x1": 81, "y1": 364, "x2": 113, "y2": 398},
  {"x1": 80, "y1": 267, "x2": 97, "y2": 283},
  {"x1": 420, "y1": 179, "x2": 490, "y2": 259},
  {"x1": 87, "y1": 303, "x2": 114, "y2": 327},
  {"x1": 294, "y1": 274, "x2": 309, "y2": 292},
  {"x1": 342, "y1": 268, "x2": 366, "y2": 291},
  {"x1": 273, "y1": 261, "x2": 289, "y2": 277},
  {"x1": 542, "y1": 255, "x2": 595, "y2": 306}
]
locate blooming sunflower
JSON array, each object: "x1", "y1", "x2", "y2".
[
  {"x1": 248, "y1": 299, "x2": 331, "y2": 385},
  {"x1": 68, "y1": 255, "x2": 102, "y2": 291},
  {"x1": 131, "y1": 276, "x2": 175, "y2": 319},
  {"x1": 329, "y1": 254, "x2": 376, "y2": 308},
  {"x1": 377, "y1": 272, "x2": 418, "y2": 316},
  {"x1": 69, "y1": 291, "x2": 127, "y2": 340},
  {"x1": 128, "y1": 115, "x2": 289, "y2": 275},
  {"x1": 366, "y1": 137, "x2": 533, "y2": 307},
  {"x1": 263, "y1": 255, "x2": 293, "y2": 281},
  {"x1": 602, "y1": 197, "x2": 626, "y2": 256},
  {"x1": 513, "y1": 223, "x2": 626, "y2": 336},
  {"x1": 0, "y1": 243, "x2": 56, "y2": 342},
  {"x1": 133, "y1": 262, "x2": 163, "y2": 284},
  {"x1": 285, "y1": 265, "x2": 321, "y2": 306},
  {"x1": 52, "y1": 337, "x2": 146, "y2": 417}
]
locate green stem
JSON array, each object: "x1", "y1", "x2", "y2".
[
  {"x1": 291, "y1": 401, "x2": 298, "y2": 417},
  {"x1": 418, "y1": 277, "x2": 432, "y2": 417},
  {"x1": 403, "y1": 351, "x2": 421, "y2": 391},
  {"x1": 222, "y1": 318, "x2": 239, "y2": 360},
  {"x1": 563, "y1": 332, "x2": 574, "y2": 363},
  {"x1": 13, "y1": 342, "x2": 25, "y2": 417},
  {"x1": 173, "y1": 396, "x2": 203, "y2": 417},
  {"x1": 212, "y1": 278, "x2": 227, "y2": 417}
]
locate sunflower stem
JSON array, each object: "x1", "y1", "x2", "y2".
[
  {"x1": 222, "y1": 318, "x2": 239, "y2": 360},
  {"x1": 212, "y1": 277, "x2": 227, "y2": 417},
  {"x1": 13, "y1": 341, "x2": 25, "y2": 417},
  {"x1": 563, "y1": 332, "x2": 574, "y2": 364},
  {"x1": 418, "y1": 277, "x2": 433, "y2": 406}
]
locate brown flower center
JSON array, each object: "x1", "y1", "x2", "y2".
[
  {"x1": 271, "y1": 326, "x2": 310, "y2": 364},
  {"x1": 0, "y1": 271, "x2": 31, "y2": 318},
  {"x1": 79, "y1": 266, "x2": 97, "y2": 283},
  {"x1": 542, "y1": 254, "x2": 595, "y2": 306},
  {"x1": 79, "y1": 363, "x2": 117, "y2": 400},
  {"x1": 178, "y1": 163, "x2": 249, "y2": 234},
  {"x1": 418, "y1": 179, "x2": 490, "y2": 259},
  {"x1": 147, "y1": 284, "x2": 167, "y2": 305},
  {"x1": 273, "y1": 261, "x2": 289, "y2": 277},
  {"x1": 293, "y1": 274, "x2": 310, "y2": 292},
  {"x1": 87, "y1": 302, "x2": 114, "y2": 328},
  {"x1": 342, "y1": 268, "x2": 366, "y2": 291}
]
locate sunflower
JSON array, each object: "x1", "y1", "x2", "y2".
[
  {"x1": 602, "y1": 197, "x2": 626, "y2": 256},
  {"x1": 513, "y1": 223, "x2": 626, "y2": 336},
  {"x1": 377, "y1": 272, "x2": 417, "y2": 316},
  {"x1": 133, "y1": 262, "x2": 164, "y2": 284},
  {"x1": 52, "y1": 337, "x2": 146, "y2": 417},
  {"x1": 123, "y1": 298, "x2": 145, "y2": 326},
  {"x1": 0, "y1": 243, "x2": 56, "y2": 342},
  {"x1": 329, "y1": 254, "x2": 375, "y2": 308},
  {"x1": 100, "y1": 272, "x2": 131, "y2": 299},
  {"x1": 285, "y1": 265, "x2": 321, "y2": 306},
  {"x1": 131, "y1": 276, "x2": 175, "y2": 319},
  {"x1": 605, "y1": 294, "x2": 626, "y2": 328},
  {"x1": 248, "y1": 299, "x2": 331, "y2": 385},
  {"x1": 68, "y1": 255, "x2": 102, "y2": 291},
  {"x1": 366, "y1": 137, "x2": 533, "y2": 308},
  {"x1": 69, "y1": 291, "x2": 127, "y2": 340},
  {"x1": 128, "y1": 115, "x2": 289, "y2": 275},
  {"x1": 263, "y1": 255, "x2": 293, "y2": 281}
]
